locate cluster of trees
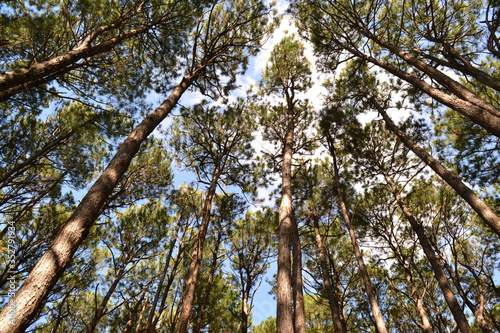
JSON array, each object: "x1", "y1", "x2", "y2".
[{"x1": 0, "y1": 0, "x2": 498, "y2": 332}]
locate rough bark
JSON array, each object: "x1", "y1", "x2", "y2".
[
  {"x1": 369, "y1": 94, "x2": 500, "y2": 237},
  {"x1": 0, "y1": 2, "x2": 165, "y2": 100},
  {"x1": 0, "y1": 75, "x2": 193, "y2": 333},
  {"x1": 311, "y1": 214, "x2": 348, "y2": 333},
  {"x1": 330, "y1": 143, "x2": 389, "y2": 333},
  {"x1": 176, "y1": 164, "x2": 222, "y2": 333},
  {"x1": 382, "y1": 172, "x2": 473, "y2": 333},
  {"x1": 291, "y1": 211, "x2": 306, "y2": 333},
  {"x1": 276, "y1": 110, "x2": 295, "y2": 333},
  {"x1": 337, "y1": 41, "x2": 500, "y2": 138}
]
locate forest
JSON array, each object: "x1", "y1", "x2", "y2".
[{"x1": 0, "y1": 0, "x2": 499, "y2": 332}]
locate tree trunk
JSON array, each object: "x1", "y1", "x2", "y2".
[
  {"x1": 176, "y1": 164, "x2": 222, "y2": 333},
  {"x1": 277, "y1": 110, "x2": 295, "y2": 333},
  {"x1": 370, "y1": 97, "x2": 500, "y2": 237},
  {"x1": 0, "y1": 3, "x2": 157, "y2": 100},
  {"x1": 330, "y1": 142, "x2": 389, "y2": 333},
  {"x1": 192, "y1": 228, "x2": 223, "y2": 333},
  {"x1": 87, "y1": 260, "x2": 131, "y2": 333},
  {"x1": 145, "y1": 222, "x2": 180, "y2": 333},
  {"x1": 0, "y1": 75, "x2": 194, "y2": 333},
  {"x1": 337, "y1": 40, "x2": 500, "y2": 138},
  {"x1": 241, "y1": 289, "x2": 250, "y2": 333},
  {"x1": 382, "y1": 172, "x2": 473, "y2": 333},
  {"x1": 150, "y1": 225, "x2": 192, "y2": 331},
  {"x1": 291, "y1": 211, "x2": 306, "y2": 333},
  {"x1": 311, "y1": 214, "x2": 348, "y2": 333},
  {"x1": 401, "y1": 265, "x2": 433, "y2": 333}
]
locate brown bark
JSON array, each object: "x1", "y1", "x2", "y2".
[
  {"x1": 366, "y1": 32, "x2": 500, "y2": 117},
  {"x1": 311, "y1": 214, "x2": 348, "y2": 333},
  {"x1": 334, "y1": 39, "x2": 500, "y2": 137},
  {"x1": 241, "y1": 289, "x2": 250, "y2": 333},
  {"x1": 0, "y1": 75, "x2": 193, "y2": 333},
  {"x1": 0, "y1": 1, "x2": 166, "y2": 100},
  {"x1": 330, "y1": 142, "x2": 389, "y2": 333},
  {"x1": 382, "y1": 172, "x2": 473, "y2": 333},
  {"x1": 192, "y1": 228, "x2": 223, "y2": 333},
  {"x1": 402, "y1": 265, "x2": 433, "y2": 333},
  {"x1": 368, "y1": 93, "x2": 500, "y2": 237},
  {"x1": 291, "y1": 211, "x2": 306, "y2": 333},
  {"x1": 176, "y1": 163, "x2": 222, "y2": 333},
  {"x1": 277, "y1": 110, "x2": 295, "y2": 333}
]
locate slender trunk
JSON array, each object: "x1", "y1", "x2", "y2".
[
  {"x1": 402, "y1": 265, "x2": 433, "y2": 333},
  {"x1": 0, "y1": 75, "x2": 194, "y2": 333},
  {"x1": 370, "y1": 97, "x2": 500, "y2": 237},
  {"x1": 145, "y1": 223, "x2": 180, "y2": 333},
  {"x1": 135, "y1": 294, "x2": 150, "y2": 333},
  {"x1": 0, "y1": 130, "x2": 74, "y2": 188},
  {"x1": 291, "y1": 211, "x2": 306, "y2": 333},
  {"x1": 277, "y1": 110, "x2": 295, "y2": 333},
  {"x1": 382, "y1": 172, "x2": 473, "y2": 333},
  {"x1": 87, "y1": 260, "x2": 131, "y2": 333},
  {"x1": 311, "y1": 214, "x2": 348, "y2": 333},
  {"x1": 192, "y1": 228, "x2": 223, "y2": 333},
  {"x1": 241, "y1": 289, "x2": 250, "y2": 333},
  {"x1": 0, "y1": 3, "x2": 157, "y2": 100},
  {"x1": 150, "y1": 235, "x2": 189, "y2": 331},
  {"x1": 337, "y1": 40, "x2": 500, "y2": 137},
  {"x1": 176, "y1": 164, "x2": 222, "y2": 333},
  {"x1": 330, "y1": 142, "x2": 389, "y2": 333}
]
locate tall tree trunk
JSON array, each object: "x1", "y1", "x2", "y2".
[
  {"x1": 145, "y1": 222, "x2": 181, "y2": 333},
  {"x1": 402, "y1": 264, "x2": 433, "y2": 333},
  {"x1": 382, "y1": 172, "x2": 473, "y2": 333},
  {"x1": 150, "y1": 225, "x2": 192, "y2": 331},
  {"x1": 291, "y1": 211, "x2": 306, "y2": 333},
  {"x1": 176, "y1": 164, "x2": 222, "y2": 333},
  {"x1": 277, "y1": 111, "x2": 295, "y2": 333},
  {"x1": 192, "y1": 228, "x2": 223, "y2": 333},
  {"x1": 241, "y1": 288, "x2": 250, "y2": 333},
  {"x1": 330, "y1": 142, "x2": 389, "y2": 333},
  {"x1": 337, "y1": 40, "x2": 500, "y2": 137},
  {"x1": 87, "y1": 257, "x2": 133, "y2": 333},
  {"x1": 0, "y1": 74, "x2": 194, "y2": 333},
  {"x1": 311, "y1": 214, "x2": 348, "y2": 333},
  {"x1": 369, "y1": 96, "x2": 500, "y2": 237}
]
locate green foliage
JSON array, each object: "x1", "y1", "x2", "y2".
[
  {"x1": 253, "y1": 316, "x2": 277, "y2": 333},
  {"x1": 170, "y1": 99, "x2": 257, "y2": 194},
  {"x1": 261, "y1": 35, "x2": 312, "y2": 95}
]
